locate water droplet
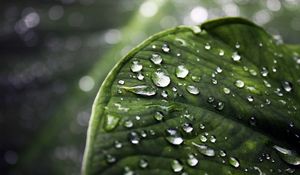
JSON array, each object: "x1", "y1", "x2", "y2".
[
  {"x1": 216, "y1": 67, "x2": 223, "y2": 73},
  {"x1": 150, "y1": 53, "x2": 163, "y2": 65},
  {"x1": 171, "y1": 160, "x2": 183, "y2": 172},
  {"x1": 192, "y1": 142, "x2": 215, "y2": 157},
  {"x1": 154, "y1": 111, "x2": 164, "y2": 121},
  {"x1": 273, "y1": 145, "x2": 300, "y2": 166},
  {"x1": 219, "y1": 49, "x2": 224, "y2": 56},
  {"x1": 106, "y1": 154, "x2": 116, "y2": 163},
  {"x1": 162, "y1": 43, "x2": 170, "y2": 53},
  {"x1": 166, "y1": 128, "x2": 183, "y2": 145},
  {"x1": 118, "y1": 80, "x2": 125, "y2": 85},
  {"x1": 187, "y1": 154, "x2": 198, "y2": 167},
  {"x1": 200, "y1": 123, "x2": 205, "y2": 130},
  {"x1": 249, "y1": 69, "x2": 257, "y2": 76},
  {"x1": 161, "y1": 90, "x2": 168, "y2": 98},
  {"x1": 176, "y1": 65, "x2": 189, "y2": 78},
  {"x1": 281, "y1": 81, "x2": 293, "y2": 92},
  {"x1": 263, "y1": 80, "x2": 271, "y2": 88},
  {"x1": 124, "y1": 120, "x2": 133, "y2": 128},
  {"x1": 212, "y1": 79, "x2": 218, "y2": 85},
  {"x1": 204, "y1": 43, "x2": 211, "y2": 50},
  {"x1": 247, "y1": 95, "x2": 254, "y2": 102},
  {"x1": 191, "y1": 75, "x2": 201, "y2": 82},
  {"x1": 235, "y1": 80, "x2": 245, "y2": 88},
  {"x1": 223, "y1": 87, "x2": 231, "y2": 94},
  {"x1": 235, "y1": 42, "x2": 240, "y2": 49},
  {"x1": 123, "y1": 167, "x2": 134, "y2": 175},
  {"x1": 200, "y1": 135, "x2": 207, "y2": 142},
  {"x1": 137, "y1": 73, "x2": 144, "y2": 80},
  {"x1": 232, "y1": 52, "x2": 241, "y2": 61},
  {"x1": 209, "y1": 135, "x2": 216, "y2": 143},
  {"x1": 229, "y1": 157, "x2": 240, "y2": 168},
  {"x1": 261, "y1": 67, "x2": 269, "y2": 77},
  {"x1": 182, "y1": 123, "x2": 193, "y2": 133},
  {"x1": 186, "y1": 85, "x2": 200, "y2": 95},
  {"x1": 105, "y1": 114, "x2": 120, "y2": 131},
  {"x1": 131, "y1": 61, "x2": 143, "y2": 72},
  {"x1": 129, "y1": 131, "x2": 140, "y2": 145},
  {"x1": 219, "y1": 150, "x2": 226, "y2": 157},
  {"x1": 114, "y1": 140, "x2": 122, "y2": 149},
  {"x1": 122, "y1": 85, "x2": 156, "y2": 96},
  {"x1": 249, "y1": 116, "x2": 257, "y2": 126},
  {"x1": 152, "y1": 71, "x2": 171, "y2": 87},
  {"x1": 139, "y1": 159, "x2": 148, "y2": 168},
  {"x1": 207, "y1": 96, "x2": 215, "y2": 103}
]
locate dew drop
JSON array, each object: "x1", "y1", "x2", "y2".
[
  {"x1": 176, "y1": 65, "x2": 189, "y2": 78},
  {"x1": 215, "y1": 101, "x2": 225, "y2": 111},
  {"x1": 207, "y1": 96, "x2": 215, "y2": 103},
  {"x1": 182, "y1": 123, "x2": 193, "y2": 133},
  {"x1": 137, "y1": 73, "x2": 144, "y2": 80},
  {"x1": 235, "y1": 42, "x2": 240, "y2": 49},
  {"x1": 281, "y1": 81, "x2": 293, "y2": 92},
  {"x1": 223, "y1": 87, "x2": 231, "y2": 94},
  {"x1": 200, "y1": 123, "x2": 205, "y2": 130},
  {"x1": 150, "y1": 53, "x2": 163, "y2": 65},
  {"x1": 261, "y1": 67, "x2": 269, "y2": 77},
  {"x1": 209, "y1": 135, "x2": 216, "y2": 143},
  {"x1": 118, "y1": 80, "x2": 125, "y2": 85},
  {"x1": 186, "y1": 85, "x2": 200, "y2": 95},
  {"x1": 105, "y1": 114, "x2": 120, "y2": 131},
  {"x1": 139, "y1": 159, "x2": 148, "y2": 168},
  {"x1": 129, "y1": 131, "x2": 140, "y2": 145},
  {"x1": 273, "y1": 145, "x2": 300, "y2": 166},
  {"x1": 171, "y1": 160, "x2": 183, "y2": 172},
  {"x1": 247, "y1": 95, "x2": 254, "y2": 102},
  {"x1": 187, "y1": 154, "x2": 199, "y2": 167},
  {"x1": 106, "y1": 154, "x2": 116, "y2": 163},
  {"x1": 249, "y1": 69, "x2": 257, "y2": 76},
  {"x1": 232, "y1": 52, "x2": 241, "y2": 61},
  {"x1": 162, "y1": 43, "x2": 170, "y2": 53},
  {"x1": 152, "y1": 71, "x2": 171, "y2": 87},
  {"x1": 200, "y1": 135, "x2": 207, "y2": 142},
  {"x1": 212, "y1": 79, "x2": 218, "y2": 85},
  {"x1": 229, "y1": 157, "x2": 240, "y2": 168},
  {"x1": 166, "y1": 128, "x2": 183, "y2": 145},
  {"x1": 161, "y1": 90, "x2": 168, "y2": 98},
  {"x1": 114, "y1": 140, "x2": 122, "y2": 149},
  {"x1": 154, "y1": 111, "x2": 164, "y2": 121},
  {"x1": 219, "y1": 49, "x2": 225, "y2": 56},
  {"x1": 130, "y1": 61, "x2": 143, "y2": 72},
  {"x1": 216, "y1": 67, "x2": 223, "y2": 73},
  {"x1": 192, "y1": 142, "x2": 215, "y2": 157},
  {"x1": 235, "y1": 80, "x2": 245, "y2": 88},
  {"x1": 219, "y1": 150, "x2": 226, "y2": 157},
  {"x1": 204, "y1": 43, "x2": 211, "y2": 50},
  {"x1": 124, "y1": 120, "x2": 133, "y2": 128},
  {"x1": 121, "y1": 85, "x2": 156, "y2": 96}
]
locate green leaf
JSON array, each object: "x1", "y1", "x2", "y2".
[{"x1": 82, "y1": 17, "x2": 300, "y2": 175}]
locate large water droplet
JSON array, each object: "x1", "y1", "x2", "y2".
[
  {"x1": 154, "y1": 111, "x2": 164, "y2": 121},
  {"x1": 122, "y1": 85, "x2": 156, "y2": 96},
  {"x1": 273, "y1": 145, "x2": 300, "y2": 166},
  {"x1": 192, "y1": 142, "x2": 215, "y2": 157},
  {"x1": 129, "y1": 131, "x2": 140, "y2": 145},
  {"x1": 131, "y1": 61, "x2": 143, "y2": 72},
  {"x1": 151, "y1": 53, "x2": 163, "y2": 65},
  {"x1": 281, "y1": 81, "x2": 293, "y2": 92},
  {"x1": 229, "y1": 157, "x2": 240, "y2": 168},
  {"x1": 232, "y1": 52, "x2": 241, "y2": 61},
  {"x1": 235, "y1": 80, "x2": 245, "y2": 88},
  {"x1": 171, "y1": 160, "x2": 183, "y2": 172},
  {"x1": 152, "y1": 71, "x2": 171, "y2": 87},
  {"x1": 187, "y1": 154, "x2": 198, "y2": 167},
  {"x1": 162, "y1": 43, "x2": 170, "y2": 53},
  {"x1": 186, "y1": 85, "x2": 200, "y2": 95},
  {"x1": 176, "y1": 65, "x2": 189, "y2": 78},
  {"x1": 166, "y1": 128, "x2": 183, "y2": 145},
  {"x1": 105, "y1": 114, "x2": 120, "y2": 131}
]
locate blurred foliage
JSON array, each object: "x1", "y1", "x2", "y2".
[{"x1": 0, "y1": 0, "x2": 299, "y2": 174}]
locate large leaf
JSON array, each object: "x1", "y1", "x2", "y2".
[{"x1": 82, "y1": 17, "x2": 300, "y2": 175}]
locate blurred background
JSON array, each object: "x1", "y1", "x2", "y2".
[{"x1": 0, "y1": 0, "x2": 299, "y2": 174}]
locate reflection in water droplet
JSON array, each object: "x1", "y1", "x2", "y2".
[
  {"x1": 186, "y1": 85, "x2": 200, "y2": 95},
  {"x1": 229, "y1": 157, "x2": 240, "y2": 168},
  {"x1": 232, "y1": 52, "x2": 241, "y2": 61},
  {"x1": 151, "y1": 53, "x2": 163, "y2": 65},
  {"x1": 171, "y1": 160, "x2": 183, "y2": 172},
  {"x1": 187, "y1": 154, "x2": 198, "y2": 167},
  {"x1": 139, "y1": 159, "x2": 148, "y2": 168},
  {"x1": 152, "y1": 71, "x2": 171, "y2": 87},
  {"x1": 130, "y1": 61, "x2": 143, "y2": 72},
  {"x1": 281, "y1": 81, "x2": 293, "y2": 92},
  {"x1": 129, "y1": 131, "x2": 140, "y2": 145},
  {"x1": 121, "y1": 85, "x2": 156, "y2": 96},
  {"x1": 192, "y1": 142, "x2": 215, "y2": 157},
  {"x1": 176, "y1": 65, "x2": 189, "y2": 78},
  {"x1": 166, "y1": 128, "x2": 183, "y2": 145},
  {"x1": 162, "y1": 43, "x2": 170, "y2": 53},
  {"x1": 273, "y1": 145, "x2": 300, "y2": 166},
  {"x1": 182, "y1": 123, "x2": 193, "y2": 133},
  {"x1": 154, "y1": 111, "x2": 164, "y2": 121},
  {"x1": 235, "y1": 80, "x2": 245, "y2": 88}
]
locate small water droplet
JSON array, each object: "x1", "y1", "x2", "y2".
[
  {"x1": 131, "y1": 61, "x2": 143, "y2": 72},
  {"x1": 152, "y1": 71, "x2": 171, "y2": 87},
  {"x1": 216, "y1": 67, "x2": 223, "y2": 73},
  {"x1": 219, "y1": 150, "x2": 226, "y2": 157},
  {"x1": 114, "y1": 140, "x2": 122, "y2": 149},
  {"x1": 124, "y1": 120, "x2": 133, "y2": 128},
  {"x1": 200, "y1": 123, "x2": 205, "y2": 129},
  {"x1": 162, "y1": 43, "x2": 170, "y2": 53},
  {"x1": 106, "y1": 154, "x2": 116, "y2": 163},
  {"x1": 182, "y1": 123, "x2": 193, "y2": 133},
  {"x1": 247, "y1": 95, "x2": 254, "y2": 102},
  {"x1": 281, "y1": 81, "x2": 293, "y2": 92},
  {"x1": 215, "y1": 101, "x2": 225, "y2": 111},
  {"x1": 207, "y1": 96, "x2": 215, "y2": 103},
  {"x1": 154, "y1": 111, "x2": 164, "y2": 121},
  {"x1": 166, "y1": 128, "x2": 183, "y2": 145},
  {"x1": 118, "y1": 80, "x2": 125, "y2": 85},
  {"x1": 176, "y1": 65, "x2": 189, "y2": 78},
  {"x1": 139, "y1": 159, "x2": 148, "y2": 168},
  {"x1": 204, "y1": 43, "x2": 211, "y2": 50},
  {"x1": 123, "y1": 167, "x2": 134, "y2": 175},
  {"x1": 235, "y1": 80, "x2": 245, "y2": 88},
  {"x1": 209, "y1": 135, "x2": 216, "y2": 143},
  {"x1": 249, "y1": 116, "x2": 257, "y2": 126},
  {"x1": 161, "y1": 90, "x2": 168, "y2": 98},
  {"x1": 186, "y1": 85, "x2": 200, "y2": 95},
  {"x1": 249, "y1": 69, "x2": 257, "y2": 76},
  {"x1": 150, "y1": 53, "x2": 163, "y2": 65},
  {"x1": 235, "y1": 42, "x2": 240, "y2": 49},
  {"x1": 261, "y1": 67, "x2": 269, "y2": 77},
  {"x1": 121, "y1": 85, "x2": 156, "y2": 96},
  {"x1": 200, "y1": 135, "x2": 207, "y2": 142},
  {"x1": 232, "y1": 52, "x2": 241, "y2": 61},
  {"x1": 212, "y1": 79, "x2": 218, "y2": 85},
  {"x1": 137, "y1": 73, "x2": 144, "y2": 80},
  {"x1": 105, "y1": 114, "x2": 120, "y2": 131},
  {"x1": 191, "y1": 75, "x2": 201, "y2": 82},
  {"x1": 187, "y1": 154, "x2": 198, "y2": 167},
  {"x1": 171, "y1": 160, "x2": 183, "y2": 172},
  {"x1": 129, "y1": 131, "x2": 140, "y2": 145},
  {"x1": 223, "y1": 87, "x2": 231, "y2": 94},
  {"x1": 192, "y1": 142, "x2": 215, "y2": 157},
  {"x1": 219, "y1": 49, "x2": 224, "y2": 56},
  {"x1": 229, "y1": 157, "x2": 240, "y2": 168}
]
